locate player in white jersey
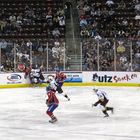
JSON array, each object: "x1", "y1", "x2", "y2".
[
  {"x1": 46, "y1": 76, "x2": 57, "y2": 92},
  {"x1": 92, "y1": 86, "x2": 114, "y2": 117},
  {"x1": 30, "y1": 68, "x2": 45, "y2": 84}
]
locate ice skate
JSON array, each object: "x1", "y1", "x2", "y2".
[
  {"x1": 104, "y1": 114, "x2": 109, "y2": 118},
  {"x1": 49, "y1": 117, "x2": 58, "y2": 123},
  {"x1": 111, "y1": 108, "x2": 114, "y2": 114}
]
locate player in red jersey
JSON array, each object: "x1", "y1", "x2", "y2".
[
  {"x1": 46, "y1": 79, "x2": 59, "y2": 123},
  {"x1": 55, "y1": 69, "x2": 70, "y2": 101}
]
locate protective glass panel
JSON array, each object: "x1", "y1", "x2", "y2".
[
  {"x1": 99, "y1": 39, "x2": 115, "y2": 71},
  {"x1": 115, "y1": 39, "x2": 131, "y2": 71},
  {"x1": 82, "y1": 38, "x2": 98, "y2": 71},
  {"x1": 15, "y1": 39, "x2": 32, "y2": 72},
  {"x1": 31, "y1": 40, "x2": 48, "y2": 72},
  {"x1": 0, "y1": 39, "x2": 15, "y2": 72},
  {"x1": 132, "y1": 39, "x2": 140, "y2": 71},
  {"x1": 47, "y1": 39, "x2": 66, "y2": 71}
]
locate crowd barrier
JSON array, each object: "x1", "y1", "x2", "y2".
[{"x1": 0, "y1": 71, "x2": 140, "y2": 88}]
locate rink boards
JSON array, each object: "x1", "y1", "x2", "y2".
[{"x1": 0, "y1": 71, "x2": 140, "y2": 88}]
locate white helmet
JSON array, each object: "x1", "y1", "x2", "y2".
[
  {"x1": 93, "y1": 86, "x2": 98, "y2": 92},
  {"x1": 47, "y1": 75, "x2": 54, "y2": 82}
]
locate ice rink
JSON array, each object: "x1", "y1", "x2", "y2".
[{"x1": 0, "y1": 86, "x2": 140, "y2": 140}]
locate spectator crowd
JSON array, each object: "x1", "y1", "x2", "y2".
[
  {"x1": 0, "y1": 0, "x2": 69, "y2": 72},
  {"x1": 0, "y1": 0, "x2": 140, "y2": 72},
  {"x1": 77, "y1": 0, "x2": 140, "y2": 71}
]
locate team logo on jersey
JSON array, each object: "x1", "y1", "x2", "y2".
[{"x1": 7, "y1": 74, "x2": 22, "y2": 82}]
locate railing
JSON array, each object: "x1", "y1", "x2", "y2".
[
  {"x1": 82, "y1": 38, "x2": 140, "y2": 72},
  {"x1": 0, "y1": 39, "x2": 68, "y2": 72},
  {"x1": 0, "y1": 38, "x2": 140, "y2": 72}
]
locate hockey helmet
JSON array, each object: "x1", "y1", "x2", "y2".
[
  {"x1": 47, "y1": 75, "x2": 54, "y2": 82},
  {"x1": 18, "y1": 63, "x2": 25, "y2": 71}
]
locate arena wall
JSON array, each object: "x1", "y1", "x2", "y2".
[{"x1": 0, "y1": 72, "x2": 140, "y2": 88}]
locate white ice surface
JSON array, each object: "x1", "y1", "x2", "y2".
[{"x1": 0, "y1": 86, "x2": 140, "y2": 140}]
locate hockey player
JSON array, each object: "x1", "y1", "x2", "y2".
[
  {"x1": 92, "y1": 87, "x2": 114, "y2": 117},
  {"x1": 30, "y1": 68, "x2": 45, "y2": 84},
  {"x1": 18, "y1": 63, "x2": 31, "y2": 79},
  {"x1": 46, "y1": 76, "x2": 59, "y2": 123},
  {"x1": 55, "y1": 69, "x2": 70, "y2": 101}
]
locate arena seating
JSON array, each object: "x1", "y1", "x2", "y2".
[
  {"x1": 78, "y1": 0, "x2": 140, "y2": 71},
  {"x1": 0, "y1": 0, "x2": 67, "y2": 72}
]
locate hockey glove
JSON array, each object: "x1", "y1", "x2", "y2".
[{"x1": 92, "y1": 103, "x2": 97, "y2": 107}]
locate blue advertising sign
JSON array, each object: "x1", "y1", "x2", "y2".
[{"x1": 65, "y1": 72, "x2": 82, "y2": 82}]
